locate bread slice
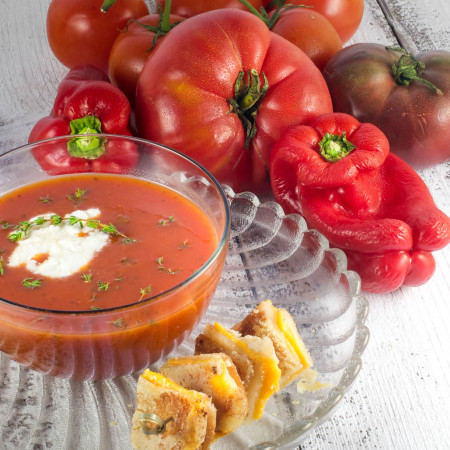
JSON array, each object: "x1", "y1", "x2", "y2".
[
  {"x1": 233, "y1": 299, "x2": 313, "y2": 389},
  {"x1": 195, "y1": 322, "x2": 281, "y2": 421},
  {"x1": 131, "y1": 369, "x2": 216, "y2": 450},
  {"x1": 161, "y1": 353, "x2": 249, "y2": 437}
]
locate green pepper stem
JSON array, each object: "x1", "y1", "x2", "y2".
[
  {"x1": 101, "y1": 0, "x2": 117, "y2": 13},
  {"x1": 319, "y1": 132, "x2": 356, "y2": 162},
  {"x1": 67, "y1": 116, "x2": 106, "y2": 159},
  {"x1": 387, "y1": 47, "x2": 443, "y2": 94}
]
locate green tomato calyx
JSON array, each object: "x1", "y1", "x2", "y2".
[
  {"x1": 228, "y1": 69, "x2": 269, "y2": 148},
  {"x1": 387, "y1": 47, "x2": 443, "y2": 94}
]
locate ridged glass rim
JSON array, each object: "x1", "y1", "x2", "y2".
[{"x1": 0, "y1": 134, "x2": 231, "y2": 315}]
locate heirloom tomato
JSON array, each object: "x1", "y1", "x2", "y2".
[
  {"x1": 135, "y1": 9, "x2": 332, "y2": 194},
  {"x1": 109, "y1": 11, "x2": 183, "y2": 104},
  {"x1": 323, "y1": 44, "x2": 450, "y2": 168},
  {"x1": 156, "y1": 0, "x2": 265, "y2": 17},
  {"x1": 46, "y1": 0, "x2": 149, "y2": 71},
  {"x1": 267, "y1": 0, "x2": 364, "y2": 43}
]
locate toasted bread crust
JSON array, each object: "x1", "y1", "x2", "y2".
[
  {"x1": 131, "y1": 371, "x2": 216, "y2": 450},
  {"x1": 195, "y1": 322, "x2": 280, "y2": 421},
  {"x1": 233, "y1": 300, "x2": 312, "y2": 388},
  {"x1": 161, "y1": 353, "x2": 249, "y2": 436}
]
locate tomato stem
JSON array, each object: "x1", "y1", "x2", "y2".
[
  {"x1": 228, "y1": 69, "x2": 269, "y2": 148},
  {"x1": 319, "y1": 132, "x2": 356, "y2": 162},
  {"x1": 387, "y1": 47, "x2": 443, "y2": 94},
  {"x1": 100, "y1": 0, "x2": 117, "y2": 13},
  {"x1": 161, "y1": 0, "x2": 172, "y2": 31},
  {"x1": 122, "y1": 0, "x2": 180, "y2": 51},
  {"x1": 237, "y1": 0, "x2": 311, "y2": 29}
]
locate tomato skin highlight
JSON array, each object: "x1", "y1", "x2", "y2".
[
  {"x1": 135, "y1": 9, "x2": 332, "y2": 194},
  {"x1": 323, "y1": 44, "x2": 450, "y2": 168},
  {"x1": 108, "y1": 13, "x2": 184, "y2": 105},
  {"x1": 46, "y1": 0, "x2": 149, "y2": 71}
]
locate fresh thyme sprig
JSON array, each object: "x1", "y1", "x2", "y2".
[
  {"x1": 7, "y1": 215, "x2": 135, "y2": 243},
  {"x1": 22, "y1": 278, "x2": 43, "y2": 289},
  {"x1": 82, "y1": 273, "x2": 92, "y2": 282},
  {"x1": 158, "y1": 215, "x2": 175, "y2": 227},
  {"x1": 39, "y1": 195, "x2": 53, "y2": 203},
  {"x1": 97, "y1": 281, "x2": 110, "y2": 291},
  {"x1": 139, "y1": 284, "x2": 152, "y2": 301},
  {"x1": 68, "y1": 188, "x2": 87, "y2": 203}
]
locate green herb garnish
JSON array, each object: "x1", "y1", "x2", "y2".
[
  {"x1": 139, "y1": 285, "x2": 152, "y2": 301},
  {"x1": 82, "y1": 273, "x2": 92, "y2": 283},
  {"x1": 97, "y1": 281, "x2": 110, "y2": 291},
  {"x1": 68, "y1": 188, "x2": 87, "y2": 202},
  {"x1": 22, "y1": 278, "x2": 43, "y2": 289},
  {"x1": 7, "y1": 215, "x2": 133, "y2": 242},
  {"x1": 39, "y1": 195, "x2": 53, "y2": 203}
]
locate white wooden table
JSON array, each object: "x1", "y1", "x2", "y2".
[{"x1": 1, "y1": 1, "x2": 449, "y2": 449}]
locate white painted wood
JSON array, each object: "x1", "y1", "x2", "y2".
[{"x1": 0, "y1": 1, "x2": 449, "y2": 449}]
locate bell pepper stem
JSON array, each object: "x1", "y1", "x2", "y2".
[
  {"x1": 67, "y1": 116, "x2": 106, "y2": 159},
  {"x1": 100, "y1": 0, "x2": 117, "y2": 13},
  {"x1": 319, "y1": 132, "x2": 356, "y2": 162}
]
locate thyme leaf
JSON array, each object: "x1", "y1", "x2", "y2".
[
  {"x1": 139, "y1": 285, "x2": 152, "y2": 301},
  {"x1": 22, "y1": 278, "x2": 43, "y2": 289}
]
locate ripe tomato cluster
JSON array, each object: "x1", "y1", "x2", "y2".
[{"x1": 41, "y1": 0, "x2": 450, "y2": 294}]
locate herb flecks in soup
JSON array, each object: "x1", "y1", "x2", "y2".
[{"x1": 0, "y1": 174, "x2": 218, "y2": 311}]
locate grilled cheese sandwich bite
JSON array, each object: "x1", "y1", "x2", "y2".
[
  {"x1": 160, "y1": 353, "x2": 249, "y2": 437},
  {"x1": 233, "y1": 299, "x2": 313, "y2": 389},
  {"x1": 194, "y1": 322, "x2": 281, "y2": 421},
  {"x1": 131, "y1": 369, "x2": 216, "y2": 450}
]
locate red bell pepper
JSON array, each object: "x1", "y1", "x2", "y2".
[
  {"x1": 270, "y1": 112, "x2": 450, "y2": 293},
  {"x1": 29, "y1": 65, "x2": 138, "y2": 174}
]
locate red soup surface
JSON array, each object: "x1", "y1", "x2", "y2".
[{"x1": 0, "y1": 174, "x2": 226, "y2": 379}]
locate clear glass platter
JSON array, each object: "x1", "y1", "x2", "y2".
[{"x1": 0, "y1": 185, "x2": 369, "y2": 450}]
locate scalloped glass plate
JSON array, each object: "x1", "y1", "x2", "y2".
[{"x1": 0, "y1": 185, "x2": 369, "y2": 450}]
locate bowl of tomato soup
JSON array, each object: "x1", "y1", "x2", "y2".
[{"x1": 0, "y1": 135, "x2": 230, "y2": 380}]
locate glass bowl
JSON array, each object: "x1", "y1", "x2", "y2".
[
  {"x1": 0, "y1": 184, "x2": 368, "y2": 449},
  {"x1": 0, "y1": 135, "x2": 230, "y2": 381}
]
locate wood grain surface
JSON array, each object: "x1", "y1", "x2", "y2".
[
  {"x1": 302, "y1": 1, "x2": 450, "y2": 449},
  {"x1": 0, "y1": 1, "x2": 449, "y2": 449}
]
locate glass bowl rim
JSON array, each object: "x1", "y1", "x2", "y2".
[{"x1": 0, "y1": 134, "x2": 231, "y2": 316}]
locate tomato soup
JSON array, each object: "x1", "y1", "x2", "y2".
[{"x1": 0, "y1": 173, "x2": 228, "y2": 379}]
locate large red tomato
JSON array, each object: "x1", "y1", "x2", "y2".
[
  {"x1": 267, "y1": 0, "x2": 364, "y2": 43},
  {"x1": 323, "y1": 44, "x2": 450, "y2": 168},
  {"x1": 135, "y1": 9, "x2": 332, "y2": 193},
  {"x1": 108, "y1": 13, "x2": 183, "y2": 104},
  {"x1": 47, "y1": 0, "x2": 149, "y2": 71},
  {"x1": 156, "y1": 0, "x2": 265, "y2": 17}
]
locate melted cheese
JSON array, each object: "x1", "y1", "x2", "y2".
[
  {"x1": 276, "y1": 309, "x2": 313, "y2": 370},
  {"x1": 213, "y1": 322, "x2": 280, "y2": 420}
]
